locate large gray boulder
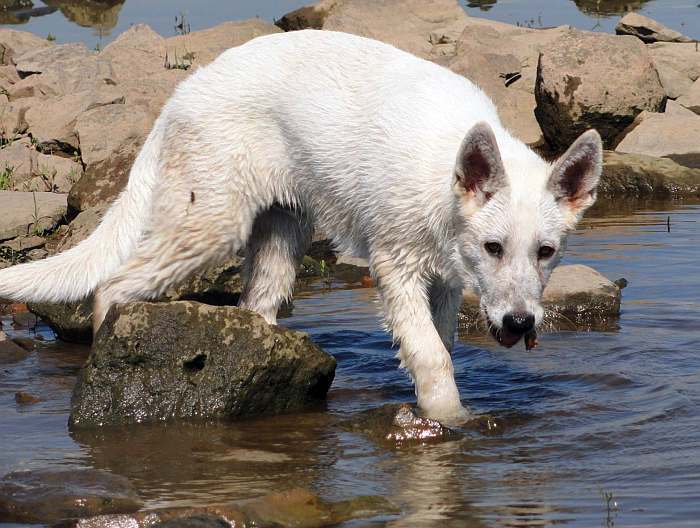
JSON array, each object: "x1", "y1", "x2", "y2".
[
  {"x1": 69, "y1": 301, "x2": 336, "y2": 427},
  {"x1": 600, "y1": 150, "x2": 700, "y2": 196},
  {"x1": 615, "y1": 13, "x2": 692, "y2": 43},
  {"x1": 615, "y1": 111, "x2": 700, "y2": 168},
  {"x1": 534, "y1": 29, "x2": 665, "y2": 150}
]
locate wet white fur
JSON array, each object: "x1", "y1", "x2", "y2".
[{"x1": 0, "y1": 30, "x2": 602, "y2": 421}]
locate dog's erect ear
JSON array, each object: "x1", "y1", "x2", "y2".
[
  {"x1": 454, "y1": 122, "x2": 507, "y2": 208},
  {"x1": 548, "y1": 129, "x2": 603, "y2": 224}
]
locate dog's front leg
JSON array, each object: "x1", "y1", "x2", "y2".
[{"x1": 375, "y1": 264, "x2": 469, "y2": 423}]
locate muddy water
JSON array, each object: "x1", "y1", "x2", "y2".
[
  {"x1": 1, "y1": 197, "x2": 699, "y2": 526},
  {"x1": 1, "y1": 1, "x2": 698, "y2": 50}
]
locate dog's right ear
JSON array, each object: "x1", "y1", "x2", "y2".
[{"x1": 454, "y1": 122, "x2": 507, "y2": 211}]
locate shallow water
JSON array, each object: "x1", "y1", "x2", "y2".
[
  {"x1": 1, "y1": 197, "x2": 700, "y2": 526},
  {"x1": 1, "y1": 0, "x2": 698, "y2": 50}
]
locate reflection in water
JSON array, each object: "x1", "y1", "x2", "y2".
[
  {"x1": 0, "y1": 0, "x2": 123, "y2": 32},
  {"x1": 466, "y1": 0, "x2": 498, "y2": 11},
  {"x1": 0, "y1": 1, "x2": 56, "y2": 25},
  {"x1": 572, "y1": 0, "x2": 652, "y2": 16},
  {"x1": 44, "y1": 0, "x2": 124, "y2": 33}
]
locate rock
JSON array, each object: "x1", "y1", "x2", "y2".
[
  {"x1": 69, "y1": 103, "x2": 151, "y2": 211},
  {"x1": 26, "y1": 248, "x2": 47, "y2": 260},
  {"x1": 665, "y1": 99, "x2": 698, "y2": 117},
  {"x1": 615, "y1": 12, "x2": 692, "y2": 43},
  {"x1": 13, "y1": 42, "x2": 114, "y2": 97},
  {"x1": 615, "y1": 112, "x2": 700, "y2": 168},
  {"x1": 600, "y1": 151, "x2": 700, "y2": 196},
  {"x1": 677, "y1": 78, "x2": 700, "y2": 114},
  {"x1": 342, "y1": 404, "x2": 459, "y2": 448},
  {"x1": 461, "y1": 264, "x2": 621, "y2": 328},
  {"x1": 275, "y1": 0, "x2": 337, "y2": 31},
  {"x1": 534, "y1": 29, "x2": 665, "y2": 150},
  {"x1": 0, "y1": 140, "x2": 82, "y2": 192},
  {"x1": 0, "y1": 330, "x2": 29, "y2": 362},
  {"x1": 50, "y1": 205, "x2": 106, "y2": 253},
  {"x1": 648, "y1": 42, "x2": 700, "y2": 100},
  {"x1": 99, "y1": 24, "x2": 187, "y2": 117},
  {"x1": 14, "y1": 391, "x2": 40, "y2": 404},
  {"x1": 69, "y1": 301, "x2": 336, "y2": 427},
  {"x1": 451, "y1": 18, "x2": 569, "y2": 94},
  {"x1": 28, "y1": 298, "x2": 94, "y2": 344},
  {"x1": 278, "y1": 0, "x2": 470, "y2": 60},
  {"x1": 0, "y1": 191, "x2": 67, "y2": 241},
  {"x1": 0, "y1": 29, "x2": 52, "y2": 65},
  {"x1": 25, "y1": 87, "x2": 125, "y2": 152},
  {"x1": 165, "y1": 19, "x2": 282, "y2": 67},
  {"x1": 67, "y1": 489, "x2": 395, "y2": 528},
  {"x1": 0, "y1": 468, "x2": 142, "y2": 524},
  {"x1": 1, "y1": 234, "x2": 45, "y2": 252},
  {"x1": 167, "y1": 257, "x2": 243, "y2": 306}
]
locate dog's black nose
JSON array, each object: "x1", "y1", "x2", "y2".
[{"x1": 502, "y1": 312, "x2": 535, "y2": 334}]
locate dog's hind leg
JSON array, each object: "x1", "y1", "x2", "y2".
[
  {"x1": 238, "y1": 205, "x2": 312, "y2": 325},
  {"x1": 428, "y1": 276, "x2": 463, "y2": 353},
  {"x1": 92, "y1": 192, "x2": 259, "y2": 333}
]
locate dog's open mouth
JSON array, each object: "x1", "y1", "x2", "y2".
[{"x1": 486, "y1": 316, "x2": 539, "y2": 350}]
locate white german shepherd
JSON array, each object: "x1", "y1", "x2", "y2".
[{"x1": 0, "y1": 31, "x2": 602, "y2": 421}]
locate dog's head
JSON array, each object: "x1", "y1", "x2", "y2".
[{"x1": 452, "y1": 122, "x2": 602, "y2": 347}]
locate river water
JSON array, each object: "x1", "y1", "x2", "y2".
[
  {"x1": 1, "y1": 197, "x2": 699, "y2": 526},
  {"x1": 0, "y1": 0, "x2": 698, "y2": 49}
]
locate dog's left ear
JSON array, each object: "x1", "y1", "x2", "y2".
[{"x1": 548, "y1": 129, "x2": 603, "y2": 224}]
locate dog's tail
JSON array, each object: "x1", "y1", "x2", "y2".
[{"x1": 0, "y1": 124, "x2": 163, "y2": 304}]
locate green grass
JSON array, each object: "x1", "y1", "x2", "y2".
[{"x1": 0, "y1": 164, "x2": 14, "y2": 190}]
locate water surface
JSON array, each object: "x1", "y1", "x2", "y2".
[{"x1": 1, "y1": 198, "x2": 699, "y2": 526}]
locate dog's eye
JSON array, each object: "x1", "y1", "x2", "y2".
[
  {"x1": 538, "y1": 245, "x2": 555, "y2": 259},
  {"x1": 484, "y1": 242, "x2": 503, "y2": 258}
]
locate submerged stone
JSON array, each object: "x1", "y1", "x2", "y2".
[
  {"x1": 69, "y1": 301, "x2": 336, "y2": 428},
  {"x1": 343, "y1": 404, "x2": 460, "y2": 448},
  {"x1": 0, "y1": 468, "x2": 142, "y2": 524},
  {"x1": 67, "y1": 488, "x2": 396, "y2": 528}
]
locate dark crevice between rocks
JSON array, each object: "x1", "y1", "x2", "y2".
[{"x1": 183, "y1": 353, "x2": 207, "y2": 372}]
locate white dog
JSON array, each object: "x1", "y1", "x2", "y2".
[{"x1": 0, "y1": 30, "x2": 602, "y2": 421}]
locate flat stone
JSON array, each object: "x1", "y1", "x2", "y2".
[
  {"x1": 648, "y1": 42, "x2": 700, "y2": 100},
  {"x1": 69, "y1": 301, "x2": 336, "y2": 427},
  {"x1": 615, "y1": 12, "x2": 692, "y2": 43},
  {"x1": 0, "y1": 191, "x2": 67, "y2": 241},
  {"x1": 0, "y1": 468, "x2": 142, "y2": 524},
  {"x1": 0, "y1": 140, "x2": 82, "y2": 192},
  {"x1": 70, "y1": 103, "x2": 151, "y2": 210},
  {"x1": 460, "y1": 264, "x2": 621, "y2": 327},
  {"x1": 0, "y1": 29, "x2": 52, "y2": 65},
  {"x1": 665, "y1": 99, "x2": 698, "y2": 117},
  {"x1": 615, "y1": 112, "x2": 700, "y2": 169},
  {"x1": 0, "y1": 330, "x2": 29, "y2": 363},
  {"x1": 600, "y1": 150, "x2": 700, "y2": 196},
  {"x1": 1, "y1": 234, "x2": 45, "y2": 252},
  {"x1": 677, "y1": 78, "x2": 700, "y2": 115}
]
